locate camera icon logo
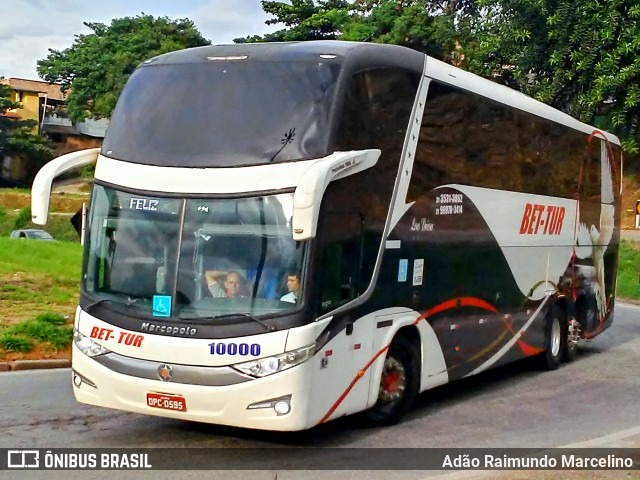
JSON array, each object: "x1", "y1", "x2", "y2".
[{"x1": 7, "y1": 450, "x2": 39, "y2": 468}]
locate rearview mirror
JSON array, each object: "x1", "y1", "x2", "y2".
[{"x1": 31, "y1": 148, "x2": 99, "y2": 225}]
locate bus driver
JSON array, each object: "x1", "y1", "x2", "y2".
[{"x1": 205, "y1": 270, "x2": 246, "y2": 298}]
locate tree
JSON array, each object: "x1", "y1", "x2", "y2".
[
  {"x1": 238, "y1": 1, "x2": 479, "y2": 64},
  {"x1": 0, "y1": 83, "x2": 54, "y2": 183},
  {"x1": 37, "y1": 15, "x2": 210, "y2": 122},
  {"x1": 467, "y1": 0, "x2": 640, "y2": 152},
  {"x1": 236, "y1": 0, "x2": 353, "y2": 42},
  {"x1": 340, "y1": 0, "x2": 479, "y2": 62}
]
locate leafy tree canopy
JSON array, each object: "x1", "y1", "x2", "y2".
[
  {"x1": 466, "y1": 0, "x2": 640, "y2": 152},
  {"x1": 244, "y1": 0, "x2": 639, "y2": 151},
  {"x1": 238, "y1": 1, "x2": 479, "y2": 63},
  {"x1": 0, "y1": 83, "x2": 54, "y2": 183},
  {"x1": 37, "y1": 15, "x2": 210, "y2": 122},
  {"x1": 236, "y1": 0, "x2": 353, "y2": 42}
]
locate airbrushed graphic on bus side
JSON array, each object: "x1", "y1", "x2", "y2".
[
  {"x1": 385, "y1": 187, "x2": 561, "y2": 378},
  {"x1": 317, "y1": 294, "x2": 552, "y2": 424},
  {"x1": 437, "y1": 184, "x2": 577, "y2": 301},
  {"x1": 464, "y1": 295, "x2": 550, "y2": 377}
]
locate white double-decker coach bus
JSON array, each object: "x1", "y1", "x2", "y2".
[{"x1": 32, "y1": 41, "x2": 622, "y2": 431}]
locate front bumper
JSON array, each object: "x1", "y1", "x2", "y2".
[{"x1": 71, "y1": 344, "x2": 316, "y2": 431}]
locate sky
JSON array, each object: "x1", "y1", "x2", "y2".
[{"x1": 0, "y1": 0, "x2": 282, "y2": 80}]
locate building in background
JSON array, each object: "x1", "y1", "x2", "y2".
[{"x1": 0, "y1": 78, "x2": 108, "y2": 185}]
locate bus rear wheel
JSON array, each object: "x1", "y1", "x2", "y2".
[
  {"x1": 539, "y1": 305, "x2": 565, "y2": 370},
  {"x1": 563, "y1": 316, "x2": 580, "y2": 363},
  {"x1": 365, "y1": 335, "x2": 419, "y2": 426}
]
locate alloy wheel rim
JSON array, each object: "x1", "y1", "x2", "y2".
[
  {"x1": 379, "y1": 356, "x2": 406, "y2": 405},
  {"x1": 551, "y1": 317, "x2": 561, "y2": 357}
]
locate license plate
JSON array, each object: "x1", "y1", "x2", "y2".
[{"x1": 146, "y1": 393, "x2": 187, "y2": 412}]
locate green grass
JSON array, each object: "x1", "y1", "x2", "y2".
[
  {"x1": 0, "y1": 334, "x2": 34, "y2": 353},
  {"x1": 0, "y1": 313, "x2": 73, "y2": 354},
  {"x1": 6, "y1": 318, "x2": 73, "y2": 351},
  {"x1": 617, "y1": 240, "x2": 640, "y2": 301},
  {"x1": 0, "y1": 237, "x2": 82, "y2": 324},
  {"x1": 0, "y1": 238, "x2": 80, "y2": 355},
  {"x1": 0, "y1": 237, "x2": 81, "y2": 279},
  {"x1": 34, "y1": 312, "x2": 68, "y2": 325},
  {"x1": 0, "y1": 187, "x2": 30, "y2": 195}
]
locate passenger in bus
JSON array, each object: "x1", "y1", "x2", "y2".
[
  {"x1": 205, "y1": 270, "x2": 247, "y2": 298},
  {"x1": 280, "y1": 271, "x2": 300, "y2": 303}
]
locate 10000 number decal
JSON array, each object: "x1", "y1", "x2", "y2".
[{"x1": 208, "y1": 342, "x2": 261, "y2": 356}]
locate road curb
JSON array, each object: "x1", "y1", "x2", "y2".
[{"x1": 6, "y1": 359, "x2": 71, "y2": 371}]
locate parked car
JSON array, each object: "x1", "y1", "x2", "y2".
[{"x1": 10, "y1": 229, "x2": 55, "y2": 241}]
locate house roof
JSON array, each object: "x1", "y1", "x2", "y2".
[{"x1": 0, "y1": 78, "x2": 67, "y2": 101}]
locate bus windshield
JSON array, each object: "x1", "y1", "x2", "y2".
[
  {"x1": 83, "y1": 185, "x2": 305, "y2": 322},
  {"x1": 101, "y1": 60, "x2": 341, "y2": 167}
]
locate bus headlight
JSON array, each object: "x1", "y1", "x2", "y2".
[
  {"x1": 233, "y1": 343, "x2": 315, "y2": 378},
  {"x1": 73, "y1": 329, "x2": 111, "y2": 357}
]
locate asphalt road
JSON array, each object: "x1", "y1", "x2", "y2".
[{"x1": 1, "y1": 303, "x2": 639, "y2": 479}]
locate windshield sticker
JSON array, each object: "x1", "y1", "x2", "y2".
[
  {"x1": 152, "y1": 295, "x2": 172, "y2": 317},
  {"x1": 208, "y1": 342, "x2": 261, "y2": 356},
  {"x1": 413, "y1": 259, "x2": 424, "y2": 286},
  {"x1": 398, "y1": 259, "x2": 408, "y2": 282},
  {"x1": 129, "y1": 198, "x2": 159, "y2": 211}
]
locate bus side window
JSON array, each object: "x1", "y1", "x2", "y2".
[{"x1": 317, "y1": 213, "x2": 363, "y2": 313}]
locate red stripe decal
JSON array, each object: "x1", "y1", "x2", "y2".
[
  {"x1": 413, "y1": 297, "x2": 497, "y2": 325},
  {"x1": 503, "y1": 316, "x2": 543, "y2": 356},
  {"x1": 517, "y1": 339, "x2": 544, "y2": 356},
  {"x1": 317, "y1": 345, "x2": 389, "y2": 425}
]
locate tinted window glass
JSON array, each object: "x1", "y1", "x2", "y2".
[
  {"x1": 314, "y1": 68, "x2": 419, "y2": 312},
  {"x1": 83, "y1": 186, "x2": 182, "y2": 317},
  {"x1": 316, "y1": 213, "x2": 363, "y2": 313},
  {"x1": 410, "y1": 81, "x2": 593, "y2": 200},
  {"x1": 102, "y1": 61, "x2": 341, "y2": 167},
  {"x1": 83, "y1": 187, "x2": 306, "y2": 321},
  {"x1": 175, "y1": 194, "x2": 305, "y2": 318}
]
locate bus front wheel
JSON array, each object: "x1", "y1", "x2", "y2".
[{"x1": 365, "y1": 335, "x2": 419, "y2": 426}]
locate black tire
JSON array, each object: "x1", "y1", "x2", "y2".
[
  {"x1": 563, "y1": 316, "x2": 579, "y2": 363},
  {"x1": 365, "y1": 335, "x2": 420, "y2": 426},
  {"x1": 539, "y1": 305, "x2": 565, "y2": 370}
]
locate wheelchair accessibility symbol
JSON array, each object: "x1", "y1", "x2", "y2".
[{"x1": 152, "y1": 295, "x2": 172, "y2": 317}]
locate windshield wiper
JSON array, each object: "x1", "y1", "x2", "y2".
[
  {"x1": 125, "y1": 296, "x2": 148, "y2": 306},
  {"x1": 84, "y1": 298, "x2": 113, "y2": 314},
  {"x1": 182, "y1": 312, "x2": 276, "y2": 332},
  {"x1": 84, "y1": 296, "x2": 148, "y2": 314}
]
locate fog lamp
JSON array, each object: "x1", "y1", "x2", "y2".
[{"x1": 247, "y1": 395, "x2": 292, "y2": 416}]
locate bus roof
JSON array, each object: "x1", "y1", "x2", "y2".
[
  {"x1": 140, "y1": 40, "x2": 619, "y2": 146},
  {"x1": 141, "y1": 40, "x2": 425, "y2": 75}
]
